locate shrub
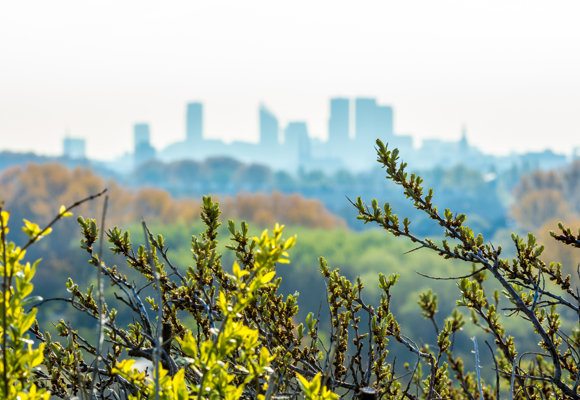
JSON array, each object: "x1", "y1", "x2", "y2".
[{"x1": 1, "y1": 140, "x2": 579, "y2": 399}]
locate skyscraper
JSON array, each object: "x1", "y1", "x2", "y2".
[
  {"x1": 63, "y1": 137, "x2": 86, "y2": 159},
  {"x1": 284, "y1": 122, "x2": 311, "y2": 163},
  {"x1": 355, "y1": 98, "x2": 377, "y2": 142},
  {"x1": 355, "y1": 98, "x2": 393, "y2": 143},
  {"x1": 375, "y1": 105, "x2": 393, "y2": 138},
  {"x1": 328, "y1": 98, "x2": 350, "y2": 144},
  {"x1": 134, "y1": 123, "x2": 150, "y2": 150},
  {"x1": 186, "y1": 102, "x2": 203, "y2": 143},
  {"x1": 259, "y1": 105, "x2": 279, "y2": 147},
  {"x1": 134, "y1": 123, "x2": 155, "y2": 164}
]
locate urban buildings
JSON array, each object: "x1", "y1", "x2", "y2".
[
  {"x1": 355, "y1": 98, "x2": 393, "y2": 146},
  {"x1": 157, "y1": 97, "x2": 407, "y2": 172},
  {"x1": 328, "y1": 98, "x2": 350, "y2": 146},
  {"x1": 259, "y1": 105, "x2": 279, "y2": 148},
  {"x1": 134, "y1": 123, "x2": 155, "y2": 165},
  {"x1": 63, "y1": 137, "x2": 86, "y2": 160},
  {"x1": 61, "y1": 97, "x2": 571, "y2": 174}
]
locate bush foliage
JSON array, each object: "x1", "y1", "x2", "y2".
[{"x1": 1, "y1": 140, "x2": 579, "y2": 399}]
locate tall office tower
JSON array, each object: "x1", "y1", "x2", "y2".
[
  {"x1": 375, "y1": 105, "x2": 393, "y2": 138},
  {"x1": 134, "y1": 123, "x2": 151, "y2": 151},
  {"x1": 356, "y1": 98, "x2": 395, "y2": 143},
  {"x1": 259, "y1": 105, "x2": 279, "y2": 147},
  {"x1": 328, "y1": 98, "x2": 350, "y2": 143},
  {"x1": 284, "y1": 122, "x2": 311, "y2": 162},
  {"x1": 63, "y1": 137, "x2": 86, "y2": 159},
  {"x1": 134, "y1": 123, "x2": 155, "y2": 164},
  {"x1": 355, "y1": 98, "x2": 378, "y2": 142},
  {"x1": 186, "y1": 102, "x2": 203, "y2": 143}
]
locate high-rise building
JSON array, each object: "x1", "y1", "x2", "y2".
[
  {"x1": 375, "y1": 105, "x2": 393, "y2": 138},
  {"x1": 259, "y1": 105, "x2": 279, "y2": 147},
  {"x1": 355, "y1": 98, "x2": 394, "y2": 143},
  {"x1": 63, "y1": 137, "x2": 86, "y2": 159},
  {"x1": 134, "y1": 123, "x2": 155, "y2": 164},
  {"x1": 355, "y1": 98, "x2": 377, "y2": 142},
  {"x1": 134, "y1": 123, "x2": 150, "y2": 149},
  {"x1": 328, "y1": 98, "x2": 350, "y2": 143},
  {"x1": 284, "y1": 122, "x2": 311, "y2": 163},
  {"x1": 186, "y1": 103, "x2": 203, "y2": 143}
]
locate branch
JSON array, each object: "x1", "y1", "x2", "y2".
[{"x1": 20, "y1": 188, "x2": 108, "y2": 253}]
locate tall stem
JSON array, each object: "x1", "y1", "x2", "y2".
[{"x1": 1, "y1": 205, "x2": 9, "y2": 399}]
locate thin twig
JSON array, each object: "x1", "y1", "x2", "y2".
[
  {"x1": 509, "y1": 356, "x2": 517, "y2": 400},
  {"x1": 484, "y1": 340, "x2": 500, "y2": 400},
  {"x1": 472, "y1": 337, "x2": 484, "y2": 400},
  {"x1": 91, "y1": 194, "x2": 108, "y2": 396},
  {"x1": 1, "y1": 202, "x2": 9, "y2": 399},
  {"x1": 404, "y1": 245, "x2": 426, "y2": 255},
  {"x1": 19, "y1": 188, "x2": 108, "y2": 254},
  {"x1": 142, "y1": 220, "x2": 163, "y2": 400},
  {"x1": 415, "y1": 266, "x2": 486, "y2": 281}
]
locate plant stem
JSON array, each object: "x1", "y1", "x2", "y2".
[{"x1": 1, "y1": 203, "x2": 8, "y2": 399}]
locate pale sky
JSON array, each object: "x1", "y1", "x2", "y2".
[{"x1": 1, "y1": 0, "x2": 579, "y2": 160}]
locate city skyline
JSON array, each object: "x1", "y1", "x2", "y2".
[
  {"x1": 115, "y1": 98, "x2": 568, "y2": 175},
  {"x1": 130, "y1": 97, "x2": 407, "y2": 172},
  {"x1": 1, "y1": 1, "x2": 579, "y2": 159},
  {"x1": 2, "y1": 92, "x2": 578, "y2": 161}
]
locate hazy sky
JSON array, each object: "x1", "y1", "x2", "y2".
[{"x1": 1, "y1": 0, "x2": 579, "y2": 160}]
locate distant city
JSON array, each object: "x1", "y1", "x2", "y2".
[{"x1": 58, "y1": 97, "x2": 577, "y2": 175}]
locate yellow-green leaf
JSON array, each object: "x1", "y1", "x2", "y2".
[
  {"x1": 261, "y1": 271, "x2": 276, "y2": 284},
  {"x1": 59, "y1": 205, "x2": 73, "y2": 217}
]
